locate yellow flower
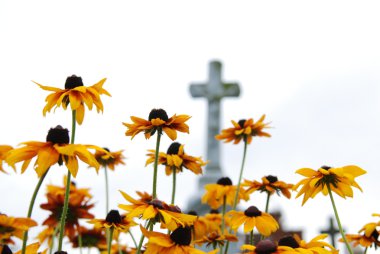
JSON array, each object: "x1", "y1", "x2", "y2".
[
  {"x1": 201, "y1": 177, "x2": 249, "y2": 209},
  {"x1": 243, "y1": 175, "x2": 293, "y2": 199},
  {"x1": 228, "y1": 206, "x2": 279, "y2": 236},
  {"x1": 0, "y1": 145, "x2": 14, "y2": 174},
  {"x1": 141, "y1": 225, "x2": 218, "y2": 254},
  {"x1": 342, "y1": 214, "x2": 380, "y2": 249},
  {"x1": 0, "y1": 214, "x2": 37, "y2": 242},
  {"x1": 146, "y1": 142, "x2": 207, "y2": 175},
  {"x1": 5, "y1": 126, "x2": 106, "y2": 177},
  {"x1": 95, "y1": 148, "x2": 125, "y2": 170},
  {"x1": 279, "y1": 234, "x2": 338, "y2": 254},
  {"x1": 70, "y1": 226, "x2": 107, "y2": 249},
  {"x1": 293, "y1": 165, "x2": 366, "y2": 205},
  {"x1": 35, "y1": 75, "x2": 111, "y2": 124},
  {"x1": 14, "y1": 242, "x2": 47, "y2": 254},
  {"x1": 241, "y1": 240, "x2": 295, "y2": 254},
  {"x1": 88, "y1": 210, "x2": 137, "y2": 233},
  {"x1": 123, "y1": 108, "x2": 191, "y2": 140},
  {"x1": 215, "y1": 115, "x2": 271, "y2": 144},
  {"x1": 118, "y1": 191, "x2": 196, "y2": 231},
  {"x1": 194, "y1": 230, "x2": 238, "y2": 249}
]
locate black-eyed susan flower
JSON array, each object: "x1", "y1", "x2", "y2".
[
  {"x1": 243, "y1": 175, "x2": 293, "y2": 199},
  {"x1": 194, "y1": 230, "x2": 238, "y2": 249},
  {"x1": 146, "y1": 142, "x2": 207, "y2": 175},
  {"x1": 70, "y1": 226, "x2": 107, "y2": 249},
  {"x1": 118, "y1": 191, "x2": 196, "y2": 231},
  {"x1": 241, "y1": 240, "x2": 295, "y2": 254},
  {"x1": 40, "y1": 186, "x2": 95, "y2": 239},
  {"x1": 201, "y1": 177, "x2": 249, "y2": 210},
  {"x1": 95, "y1": 148, "x2": 125, "y2": 171},
  {"x1": 342, "y1": 214, "x2": 380, "y2": 249},
  {"x1": 141, "y1": 225, "x2": 218, "y2": 254},
  {"x1": 0, "y1": 214, "x2": 37, "y2": 243},
  {"x1": 227, "y1": 206, "x2": 279, "y2": 236},
  {"x1": 46, "y1": 176, "x2": 92, "y2": 199},
  {"x1": 123, "y1": 108, "x2": 191, "y2": 140},
  {"x1": 35, "y1": 75, "x2": 111, "y2": 125},
  {"x1": 279, "y1": 234, "x2": 338, "y2": 254},
  {"x1": 0, "y1": 145, "x2": 14, "y2": 174},
  {"x1": 88, "y1": 210, "x2": 137, "y2": 233},
  {"x1": 5, "y1": 126, "x2": 106, "y2": 177},
  {"x1": 293, "y1": 165, "x2": 366, "y2": 205},
  {"x1": 187, "y1": 211, "x2": 209, "y2": 241},
  {"x1": 215, "y1": 115, "x2": 271, "y2": 145}
]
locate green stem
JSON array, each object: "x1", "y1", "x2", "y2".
[
  {"x1": 171, "y1": 167, "x2": 177, "y2": 204},
  {"x1": 57, "y1": 171, "x2": 71, "y2": 251},
  {"x1": 21, "y1": 170, "x2": 49, "y2": 254},
  {"x1": 364, "y1": 247, "x2": 368, "y2": 254},
  {"x1": 57, "y1": 110, "x2": 77, "y2": 251},
  {"x1": 104, "y1": 165, "x2": 109, "y2": 215},
  {"x1": 136, "y1": 220, "x2": 152, "y2": 254},
  {"x1": 250, "y1": 230, "x2": 254, "y2": 245},
  {"x1": 264, "y1": 192, "x2": 271, "y2": 213},
  {"x1": 232, "y1": 140, "x2": 248, "y2": 209},
  {"x1": 108, "y1": 227, "x2": 114, "y2": 254},
  {"x1": 220, "y1": 196, "x2": 227, "y2": 254},
  {"x1": 327, "y1": 185, "x2": 353, "y2": 254},
  {"x1": 152, "y1": 132, "x2": 162, "y2": 199},
  {"x1": 48, "y1": 223, "x2": 59, "y2": 254},
  {"x1": 78, "y1": 232, "x2": 83, "y2": 254},
  {"x1": 129, "y1": 230, "x2": 138, "y2": 249}
]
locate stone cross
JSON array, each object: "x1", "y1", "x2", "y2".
[
  {"x1": 320, "y1": 216, "x2": 341, "y2": 247},
  {"x1": 187, "y1": 60, "x2": 240, "y2": 213}
]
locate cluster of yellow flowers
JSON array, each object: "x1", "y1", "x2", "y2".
[{"x1": 0, "y1": 75, "x2": 378, "y2": 254}]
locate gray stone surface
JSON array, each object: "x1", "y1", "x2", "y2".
[{"x1": 186, "y1": 60, "x2": 240, "y2": 215}]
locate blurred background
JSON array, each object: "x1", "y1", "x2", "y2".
[{"x1": 1, "y1": 0, "x2": 379, "y2": 253}]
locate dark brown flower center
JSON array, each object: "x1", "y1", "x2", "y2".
[
  {"x1": 266, "y1": 175, "x2": 278, "y2": 183},
  {"x1": 371, "y1": 229, "x2": 379, "y2": 241},
  {"x1": 148, "y1": 199, "x2": 166, "y2": 210},
  {"x1": 96, "y1": 148, "x2": 115, "y2": 166},
  {"x1": 321, "y1": 165, "x2": 331, "y2": 170},
  {"x1": 244, "y1": 206, "x2": 262, "y2": 217},
  {"x1": 167, "y1": 205, "x2": 182, "y2": 213},
  {"x1": 54, "y1": 252, "x2": 68, "y2": 254},
  {"x1": 1, "y1": 245, "x2": 12, "y2": 254},
  {"x1": 170, "y1": 226, "x2": 192, "y2": 245},
  {"x1": 209, "y1": 209, "x2": 219, "y2": 214},
  {"x1": 105, "y1": 210, "x2": 122, "y2": 224},
  {"x1": 217, "y1": 177, "x2": 232, "y2": 186},
  {"x1": 255, "y1": 240, "x2": 277, "y2": 254},
  {"x1": 238, "y1": 119, "x2": 246, "y2": 128},
  {"x1": 46, "y1": 126, "x2": 70, "y2": 144},
  {"x1": 278, "y1": 235, "x2": 299, "y2": 248},
  {"x1": 65, "y1": 75, "x2": 83, "y2": 89},
  {"x1": 187, "y1": 210, "x2": 198, "y2": 216},
  {"x1": 148, "y1": 108, "x2": 169, "y2": 122},
  {"x1": 167, "y1": 142, "x2": 181, "y2": 155}
]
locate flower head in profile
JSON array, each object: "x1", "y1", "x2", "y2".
[
  {"x1": 118, "y1": 191, "x2": 196, "y2": 231},
  {"x1": 88, "y1": 210, "x2": 137, "y2": 233},
  {"x1": 35, "y1": 75, "x2": 111, "y2": 124},
  {"x1": 5, "y1": 126, "x2": 107, "y2": 177},
  {"x1": 141, "y1": 225, "x2": 218, "y2": 254},
  {"x1": 70, "y1": 226, "x2": 107, "y2": 249},
  {"x1": 0, "y1": 214, "x2": 37, "y2": 243},
  {"x1": 0, "y1": 145, "x2": 15, "y2": 174},
  {"x1": 241, "y1": 240, "x2": 294, "y2": 254},
  {"x1": 202, "y1": 177, "x2": 249, "y2": 209},
  {"x1": 243, "y1": 175, "x2": 293, "y2": 199},
  {"x1": 40, "y1": 184, "x2": 95, "y2": 239},
  {"x1": 343, "y1": 213, "x2": 380, "y2": 249},
  {"x1": 293, "y1": 165, "x2": 366, "y2": 205},
  {"x1": 194, "y1": 230, "x2": 238, "y2": 249},
  {"x1": 123, "y1": 108, "x2": 191, "y2": 140},
  {"x1": 279, "y1": 234, "x2": 338, "y2": 254},
  {"x1": 215, "y1": 115, "x2": 271, "y2": 144},
  {"x1": 228, "y1": 206, "x2": 279, "y2": 236},
  {"x1": 146, "y1": 142, "x2": 207, "y2": 175},
  {"x1": 95, "y1": 148, "x2": 125, "y2": 170}
]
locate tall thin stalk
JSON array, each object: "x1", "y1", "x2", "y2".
[{"x1": 152, "y1": 132, "x2": 162, "y2": 199}]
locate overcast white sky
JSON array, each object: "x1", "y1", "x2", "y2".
[{"x1": 1, "y1": 1, "x2": 380, "y2": 253}]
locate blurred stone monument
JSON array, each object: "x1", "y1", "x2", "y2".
[{"x1": 186, "y1": 60, "x2": 240, "y2": 214}]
